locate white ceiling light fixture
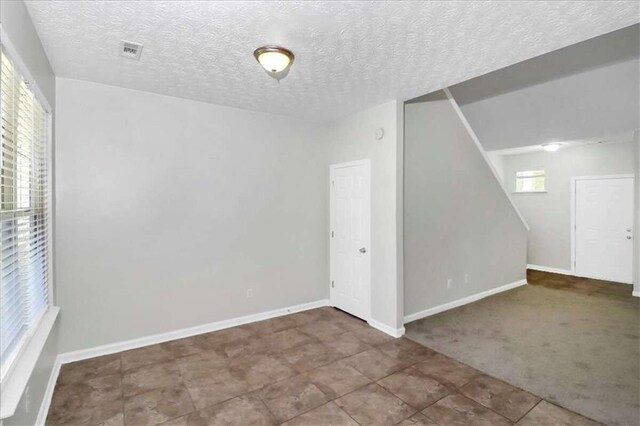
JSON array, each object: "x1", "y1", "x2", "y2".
[
  {"x1": 253, "y1": 46, "x2": 294, "y2": 81},
  {"x1": 542, "y1": 143, "x2": 562, "y2": 152}
]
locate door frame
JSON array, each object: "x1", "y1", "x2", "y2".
[
  {"x1": 570, "y1": 174, "x2": 635, "y2": 280},
  {"x1": 329, "y1": 159, "x2": 372, "y2": 321}
]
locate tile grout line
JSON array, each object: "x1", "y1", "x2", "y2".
[
  {"x1": 532, "y1": 400, "x2": 604, "y2": 425},
  {"x1": 269, "y1": 334, "x2": 410, "y2": 425},
  {"x1": 258, "y1": 322, "x2": 367, "y2": 423},
  {"x1": 262, "y1": 327, "x2": 372, "y2": 424},
  {"x1": 176, "y1": 363, "x2": 199, "y2": 423},
  {"x1": 338, "y1": 402, "x2": 363, "y2": 426},
  {"x1": 371, "y1": 355, "x2": 497, "y2": 424},
  {"x1": 270, "y1": 329, "x2": 385, "y2": 424},
  {"x1": 513, "y1": 398, "x2": 543, "y2": 424},
  {"x1": 252, "y1": 387, "x2": 281, "y2": 425},
  {"x1": 455, "y1": 375, "x2": 534, "y2": 424},
  {"x1": 119, "y1": 355, "x2": 125, "y2": 424},
  {"x1": 319, "y1": 341, "x2": 451, "y2": 420},
  {"x1": 149, "y1": 314, "x2": 370, "y2": 423},
  {"x1": 375, "y1": 365, "x2": 451, "y2": 415}
]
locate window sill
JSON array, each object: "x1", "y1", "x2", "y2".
[{"x1": 0, "y1": 306, "x2": 60, "y2": 420}]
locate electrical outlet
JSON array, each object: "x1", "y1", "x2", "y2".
[
  {"x1": 246, "y1": 288, "x2": 254, "y2": 298},
  {"x1": 464, "y1": 274, "x2": 469, "y2": 284},
  {"x1": 447, "y1": 278, "x2": 453, "y2": 289}
]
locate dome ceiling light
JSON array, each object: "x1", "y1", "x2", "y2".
[
  {"x1": 253, "y1": 46, "x2": 295, "y2": 81},
  {"x1": 542, "y1": 143, "x2": 562, "y2": 152}
]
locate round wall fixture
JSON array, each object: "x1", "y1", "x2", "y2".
[
  {"x1": 374, "y1": 128, "x2": 385, "y2": 140},
  {"x1": 253, "y1": 46, "x2": 295, "y2": 81}
]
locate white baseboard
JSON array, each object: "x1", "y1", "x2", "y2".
[
  {"x1": 528, "y1": 264, "x2": 636, "y2": 284},
  {"x1": 633, "y1": 291, "x2": 640, "y2": 298},
  {"x1": 403, "y1": 279, "x2": 527, "y2": 324},
  {"x1": 57, "y1": 299, "x2": 330, "y2": 365},
  {"x1": 368, "y1": 319, "x2": 405, "y2": 338},
  {"x1": 527, "y1": 264, "x2": 573, "y2": 276},
  {"x1": 35, "y1": 358, "x2": 61, "y2": 425}
]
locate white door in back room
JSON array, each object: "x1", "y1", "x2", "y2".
[
  {"x1": 330, "y1": 160, "x2": 371, "y2": 320},
  {"x1": 574, "y1": 175, "x2": 634, "y2": 283}
]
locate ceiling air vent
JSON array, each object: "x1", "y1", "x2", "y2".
[{"x1": 120, "y1": 40, "x2": 143, "y2": 60}]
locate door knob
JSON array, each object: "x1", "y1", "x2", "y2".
[{"x1": 359, "y1": 247, "x2": 367, "y2": 253}]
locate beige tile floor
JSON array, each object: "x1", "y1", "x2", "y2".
[{"x1": 47, "y1": 306, "x2": 600, "y2": 425}]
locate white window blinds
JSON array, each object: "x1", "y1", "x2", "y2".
[{"x1": 0, "y1": 48, "x2": 50, "y2": 381}]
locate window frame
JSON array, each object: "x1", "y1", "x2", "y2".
[
  {"x1": 0, "y1": 29, "x2": 58, "y2": 421},
  {"x1": 514, "y1": 169, "x2": 546, "y2": 193}
]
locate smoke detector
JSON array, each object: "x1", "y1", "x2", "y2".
[{"x1": 120, "y1": 40, "x2": 143, "y2": 60}]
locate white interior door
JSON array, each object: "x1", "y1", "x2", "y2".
[
  {"x1": 574, "y1": 176, "x2": 634, "y2": 283},
  {"x1": 330, "y1": 160, "x2": 371, "y2": 320}
]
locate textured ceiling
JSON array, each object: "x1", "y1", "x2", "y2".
[{"x1": 24, "y1": 1, "x2": 640, "y2": 122}]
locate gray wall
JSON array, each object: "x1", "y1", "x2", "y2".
[
  {"x1": 1, "y1": 1, "x2": 59, "y2": 425},
  {"x1": 451, "y1": 24, "x2": 639, "y2": 151},
  {"x1": 404, "y1": 91, "x2": 527, "y2": 318},
  {"x1": 55, "y1": 78, "x2": 328, "y2": 353},
  {"x1": 500, "y1": 141, "x2": 636, "y2": 271},
  {"x1": 322, "y1": 100, "x2": 404, "y2": 331}
]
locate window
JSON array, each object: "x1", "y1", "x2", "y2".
[
  {"x1": 0, "y1": 48, "x2": 50, "y2": 382},
  {"x1": 515, "y1": 170, "x2": 545, "y2": 193}
]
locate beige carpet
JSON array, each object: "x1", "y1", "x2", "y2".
[{"x1": 405, "y1": 275, "x2": 639, "y2": 426}]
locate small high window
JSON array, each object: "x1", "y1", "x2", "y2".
[{"x1": 515, "y1": 170, "x2": 545, "y2": 193}]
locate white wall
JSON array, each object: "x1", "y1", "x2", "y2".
[
  {"x1": 322, "y1": 101, "x2": 404, "y2": 332},
  {"x1": 55, "y1": 78, "x2": 328, "y2": 353},
  {"x1": 500, "y1": 141, "x2": 636, "y2": 271},
  {"x1": 404, "y1": 91, "x2": 528, "y2": 319},
  {"x1": 0, "y1": 1, "x2": 59, "y2": 425}
]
